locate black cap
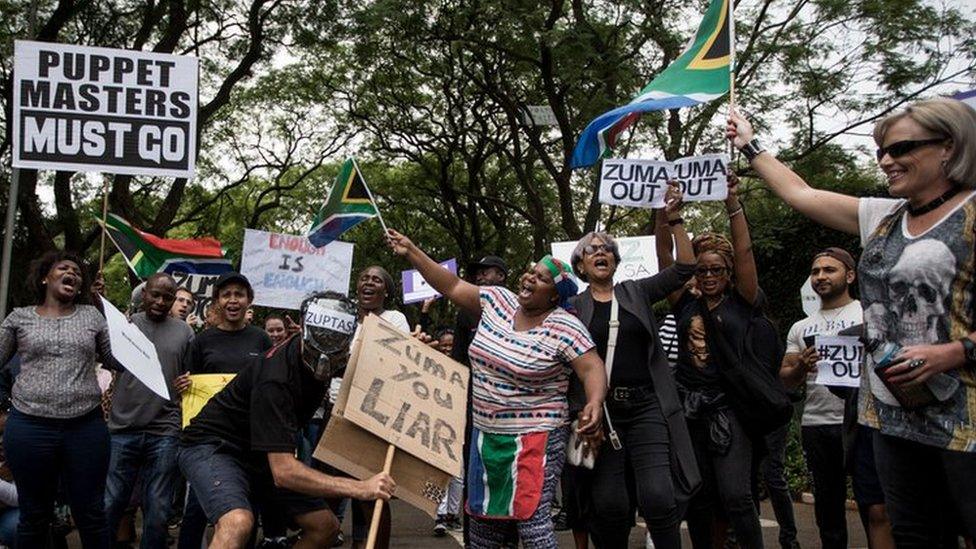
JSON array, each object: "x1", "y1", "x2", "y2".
[
  {"x1": 214, "y1": 272, "x2": 253, "y2": 299},
  {"x1": 467, "y1": 255, "x2": 508, "y2": 277}
]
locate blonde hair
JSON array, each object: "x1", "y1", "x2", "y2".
[{"x1": 873, "y1": 98, "x2": 976, "y2": 188}]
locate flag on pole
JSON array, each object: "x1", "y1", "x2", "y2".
[
  {"x1": 99, "y1": 213, "x2": 230, "y2": 278},
  {"x1": 308, "y1": 158, "x2": 379, "y2": 248},
  {"x1": 571, "y1": 0, "x2": 733, "y2": 168}
]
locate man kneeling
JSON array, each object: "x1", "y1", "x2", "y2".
[{"x1": 178, "y1": 292, "x2": 394, "y2": 548}]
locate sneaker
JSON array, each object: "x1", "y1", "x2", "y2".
[
  {"x1": 433, "y1": 516, "x2": 448, "y2": 537},
  {"x1": 332, "y1": 530, "x2": 345, "y2": 547},
  {"x1": 447, "y1": 516, "x2": 463, "y2": 531},
  {"x1": 552, "y1": 509, "x2": 569, "y2": 532}
]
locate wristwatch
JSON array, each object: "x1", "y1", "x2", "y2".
[
  {"x1": 959, "y1": 337, "x2": 976, "y2": 367},
  {"x1": 739, "y1": 138, "x2": 766, "y2": 162}
]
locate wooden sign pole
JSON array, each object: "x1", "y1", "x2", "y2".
[{"x1": 365, "y1": 443, "x2": 396, "y2": 549}]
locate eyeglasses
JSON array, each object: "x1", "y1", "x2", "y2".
[
  {"x1": 876, "y1": 138, "x2": 946, "y2": 161},
  {"x1": 694, "y1": 266, "x2": 728, "y2": 278},
  {"x1": 584, "y1": 243, "x2": 613, "y2": 255}
]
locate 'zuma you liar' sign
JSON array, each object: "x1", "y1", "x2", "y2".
[
  {"x1": 343, "y1": 315, "x2": 468, "y2": 477},
  {"x1": 12, "y1": 41, "x2": 198, "y2": 178},
  {"x1": 599, "y1": 154, "x2": 730, "y2": 209}
]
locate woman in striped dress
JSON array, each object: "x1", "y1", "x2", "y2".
[{"x1": 386, "y1": 229, "x2": 607, "y2": 548}]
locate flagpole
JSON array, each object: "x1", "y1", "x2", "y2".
[
  {"x1": 727, "y1": 0, "x2": 737, "y2": 159},
  {"x1": 351, "y1": 158, "x2": 391, "y2": 236},
  {"x1": 99, "y1": 176, "x2": 110, "y2": 273}
]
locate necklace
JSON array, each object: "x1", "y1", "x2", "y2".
[{"x1": 907, "y1": 187, "x2": 958, "y2": 216}]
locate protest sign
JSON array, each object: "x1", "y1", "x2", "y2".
[
  {"x1": 314, "y1": 317, "x2": 460, "y2": 518},
  {"x1": 339, "y1": 315, "x2": 468, "y2": 476},
  {"x1": 304, "y1": 300, "x2": 357, "y2": 334},
  {"x1": 12, "y1": 41, "x2": 198, "y2": 178},
  {"x1": 171, "y1": 271, "x2": 220, "y2": 324},
  {"x1": 599, "y1": 154, "x2": 730, "y2": 209},
  {"x1": 100, "y1": 296, "x2": 170, "y2": 400},
  {"x1": 814, "y1": 335, "x2": 863, "y2": 388},
  {"x1": 523, "y1": 105, "x2": 558, "y2": 126},
  {"x1": 240, "y1": 229, "x2": 354, "y2": 310},
  {"x1": 401, "y1": 259, "x2": 457, "y2": 304},
  {"x1": 551, "y1": 235, "x2": 659, "y2": 292},
  {"x1": 800, "y1": 277, "x2": 821, "y2": 316},
  {"x1": 181, "y1": 373, "x2": 236, "y2": 428}
]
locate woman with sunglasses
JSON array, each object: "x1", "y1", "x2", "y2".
[
  {"x1": 567, "y1": 182, "x2": 699, "y2": 549},
  {"x1": 727, "y1": 98, "x2": 976, "y2": 547},
  {"x1": 659, "y1": 174, "x2": 766, "y2": 549},
  {"x1": 386, "y1": 229, "x2": 607, "y2": 549}
]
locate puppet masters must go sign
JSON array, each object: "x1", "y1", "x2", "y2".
[{"x1": 12, "y1": 40, "x2": 198, "y2": 178}]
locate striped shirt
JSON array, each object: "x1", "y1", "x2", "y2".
[
  {"x1": 468, "y1": 287, "x2": 594, "y2": 434},
  {"x1": 659, "y1": 313, "x2": 679, "y2": 366}
]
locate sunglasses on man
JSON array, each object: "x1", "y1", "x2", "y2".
[{"x1": 876, "y1": 137, "x2": 947, "y2": 161}]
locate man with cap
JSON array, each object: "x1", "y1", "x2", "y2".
[
  {"x1": 781, "y1": 248, "x2": 862, "y2": 549},
  {"x1": 177, "y1": 272, "x2": 274, "y2": 549},
  {"x1": 178, "y1": 291, "x2": 395, "y2": 549}
]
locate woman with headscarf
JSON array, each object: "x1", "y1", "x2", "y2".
[
  {"x1": 659, "y1": 177, "x2": 767, "y2": 549},
  {"x1": 568, "y1": 182, "x2": 699, "y2": 549},
  {"x1": 386, "y1": 229, "x2": 607, "y2": 548},
  {"x1": 727, "y1": 98, "x2": 976, "y2": 547}
]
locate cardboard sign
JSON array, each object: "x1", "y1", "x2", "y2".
[
  {"x1": 551, "y1": 235, "x2": 659, "y2": 292},
  {"x1": 171, "y1": 271, "x2": 220, "y2": 324},
  {"x1": 12, "y1": 41, "x2": 198, "y2": 178},
  {"x1": 599, "y1": 154, "x2": 730, "y2": 209},
  {"x1": 814, "y1": 335, "x2": 863, "y2": 388},
  {"x1": 100, "y1": 296, "x2": 170, "y2": 400},
  {"x1": 401, "y1": 259, "x2": 457, "y2": 304},
  {"x1": 240, "y1": 229, "x2": 354, "y2": 310},
  {"x1": 181, "y1": 373, "x2": 236, "y2": 428},
  {"x1": 314, "y1": 316, "x2": 461, "y2": 517}
]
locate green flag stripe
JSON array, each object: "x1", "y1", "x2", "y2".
[{"x1": 480, "y1": 433, "x2": 517, "y2": 515}]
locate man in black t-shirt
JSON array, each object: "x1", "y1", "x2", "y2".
[{"x1": 178, "y1": 293, "x2": 395, "y2": 549}]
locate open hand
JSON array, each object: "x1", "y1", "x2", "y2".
[
  {"x1": 284, "y1": 315, "x2": 301, "y2": 336},
  {"x1": 174, "y1": 373, "x2": 192, "y2": 395}
]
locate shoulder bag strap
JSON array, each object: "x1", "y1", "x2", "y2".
[{"x1": 604, "y1": 296, "x2": 622, "y2": 449}]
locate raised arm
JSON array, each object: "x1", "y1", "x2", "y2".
[
  {"x1": 727, "y1": 111, "x2": 859, "y2": 235},
  {"x1": 640, "y1": 183, "x2": 696, "y2": 301},
  {"x1": 726, "y1": 177, "x2": 759, "y2": 305},
  {"x1": 387, "y1": 229, "x2": 481, "y2": 318}
]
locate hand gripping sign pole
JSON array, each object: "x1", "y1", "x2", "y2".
[{"x1": 365, "y1": 444, "x2": 395, "y2": 549}]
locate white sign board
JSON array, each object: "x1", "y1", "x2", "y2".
[
  {"x1": 240, "y1": 229, "x2": 354, "y2": 310},
  {"x1": 523, "y1": 105, "x2": 558, "y2": 126},
  {"x1": 551, "y1": 235, "x2": 659, "y2": 292},
  {"x1": 12, "y1": 41, "x2": 198, "y2": 178},
  {"x1": 814, "y1": 335, "x2": 863, "y2": 388},
  {"x1": 401, "y1": 259, "x2": 457, "y2": 304},
  {"x1": 304, "y1": 301, "x2": 357, "y2": 334},
  {"x1": 599, "y1": 154, "x2": 730, "y2": 209},
  {"x1": 800, "y1": 277, "x2": 821, "y2": 316},
  {"x1": 100, "y1": 296, "x2": 170, "y2": 400}
]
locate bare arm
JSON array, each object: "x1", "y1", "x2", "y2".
[
  {"x1": 386, "y1": 229, "x2": 481, "y2": 318},
  {"x1": 780, "y1": 349, "x2": 818, "y2": 390},
  {"x1": 570, "y1": 349, "x2": 607, "y2": 451},
  {"x1": 728, "y1": 112, "x2": 859, "y2": 235},
  {"x1": 725, "y1": 179, "x2": 759, "y2": 305},
  {"x1": 267, "y1": 453, "x2": 395, "y2": 500}
]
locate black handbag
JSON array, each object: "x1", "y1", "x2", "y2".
[{"x1": 700, "y1": 301, "x2": 792, "y2": 437}]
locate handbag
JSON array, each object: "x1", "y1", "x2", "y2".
[{"x1": 567, "y1": 296, "x2": 622, "y2": 468}]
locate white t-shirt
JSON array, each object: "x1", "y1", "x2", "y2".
[{"x1": 786, "y1": 299, "x2": 863, "y2": 426}]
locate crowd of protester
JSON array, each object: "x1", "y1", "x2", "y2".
[{"x1": 0, "y1": 96, "x2": 973, "y2": 549}]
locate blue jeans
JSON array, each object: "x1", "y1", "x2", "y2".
[
  {"x1": 104, "y1": 432, "x2": 179, "y2": 549},
  {"x1": 3, "y1": 408, "x2": 110, "y2": 549},
  {"x1": 0, "y1": 507, "x2": 19, "y2": 547}
]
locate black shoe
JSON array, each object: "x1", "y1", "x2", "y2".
[
  {"x1": 552, "y1": 510, "x2": 569, "y2": 532},
  {"x1": 332, "y1": 530, "x2": 345, "y2": 546},
  {"x1": 433, "y1": 516, "x2": 448, "y2": 537}
]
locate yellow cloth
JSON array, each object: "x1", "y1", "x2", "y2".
[{"x1": 181, "y1": 374, "x2": 236, "y2": 428}]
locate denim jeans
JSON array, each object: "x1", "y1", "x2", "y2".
[
  {"x1": 104, "y1": 432, "x2": 179, "y2": 549},
  {"x1": 0, "y1": 507, "x2": 19, "y2": 547},
  {"x1": 801, "y1": 425, "x2": 847, "y2": 549},
  {"x1": 873, "y1": 431, "x2": 976, "y2": 548},
  {"x1": 4, "y1": 407, "x2": 110, "y2": 549}
]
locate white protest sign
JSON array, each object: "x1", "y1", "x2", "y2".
[
  {"x1": 240, "y1": 229, "x2": 354, "y2": 310},
  {"x1": 800, "y1": 277, "x2": 821, "y2": 316},
  {"x1": 523, "y1": 105, "x2": 558, "y2": 126},
  {"x1": 599, "y1": 154, "x2": 730, "y2": 209},
  {"x1": 551, "y1": 235, "x2": 659, "y2": 292},
  {"x1": 100, "y1": 296, "x2": 170, "y2": 400},
  {"x1": 12, "y1": 41, "x2": 198, "y2": 178},
  {"x1": 814, "y1": 335, "x2": 863, "y2": 388},
  {"x1": 304, "y1": 301, "x2": 357, "y2": 334},
  {"x1": 401, "y1": 259, "x2": 457, "y2": 304}
]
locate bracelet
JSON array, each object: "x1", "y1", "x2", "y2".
[
  {"x1": 667, "y1": 217, "x2": 684, "y2": 226},
  {"x1": 728, "y1": 207, "x2": 744, "y2": 219}
]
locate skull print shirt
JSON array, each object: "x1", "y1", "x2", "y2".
[{"x1": 857, "y1": 193, "x2": 976, "y2": 451}]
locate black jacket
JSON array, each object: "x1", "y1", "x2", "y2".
[{"x1": 569, "y1": 262, "x2": 702, "y2": 501}]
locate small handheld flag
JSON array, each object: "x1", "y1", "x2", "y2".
[
  {"x1": 98, "y1": 214, "x2": 230, "y2": 278},
  {"x1": 571, "y1": 0, "x2": 733, "y2": 168},
  {"x1": 308, "y1": 158, "x2": 383, "y2": 248}
]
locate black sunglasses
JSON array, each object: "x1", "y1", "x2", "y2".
[
  {"x1": 584, "y1": 243, "x2": 614, "y2": 255},
  {"x1": 694, "y1": 266, "x2": 728, "y2": 278},
  {"x1": 876, "y1": 138, "x2": 946, "y2": 161}
]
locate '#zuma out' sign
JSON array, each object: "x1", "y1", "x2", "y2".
[
  {"x1": 12, "y1": 40, "x2": 198, "y2": 178},
  {"x1": 343, "y1": 315, "x2": 468, "y2": 477},
  {"x1": 599, "y1": 153, "x2": 730, "y2": 209}
]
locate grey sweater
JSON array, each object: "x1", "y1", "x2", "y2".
[{"x1": 0, "y1": 305, "x2": 112, "y2": 418}]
